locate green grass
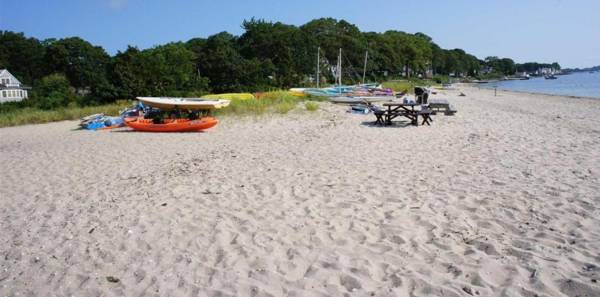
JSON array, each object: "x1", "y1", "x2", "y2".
[
  {"x1": 0, "y1": 91, "x2": 322, "y2": 127},
  {"x1": 0, "y1": 100, "x2": 132, "y2": 128},
  {"x1": 304, "y1": 101, "x2": 319, "y2": 111},
  {"x1": 382, "y1": 79, "x2": 441, "y2": 94},
  {"x1": 214, "y1": 90, "x2": 308, "y2": 116}
]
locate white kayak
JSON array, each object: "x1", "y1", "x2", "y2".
[
  {"x1": 329, "y1": 96, "x2": 395, "y2": 104},
  {"x1": 136, "y1": 97, "x2": 230, "y2": 110}
]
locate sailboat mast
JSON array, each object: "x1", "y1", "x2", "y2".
[
  {"x1": 362, "y1": 50, "x2": 369, "y2": 85},
  {"x1": 316, "y1": 47, "x2": 320, "y2": 88},
  {"x1": 338, "y1": 48, "x2": 342, "y2": 87}
]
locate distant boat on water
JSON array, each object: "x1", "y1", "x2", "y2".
[{"x1": 545, "y1": 74, "x2": 558, "y2": 80}]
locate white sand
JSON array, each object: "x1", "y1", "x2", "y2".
[{"x1": 1, "y1": 86, "x2": 599, "y2": 296}]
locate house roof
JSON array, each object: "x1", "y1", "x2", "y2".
[{"x1": 0, "y1": 69, "x2": 23, "y2": 86}]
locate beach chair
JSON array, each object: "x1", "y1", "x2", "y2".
[{"x1": 415, "y1": 87, "x2": 430, "y2": 105}]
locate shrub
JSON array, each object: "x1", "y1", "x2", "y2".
[
  {"x1": 304, "y1": 101, "x2": 319, "y2": 111},
  {"x1": 33, "y1": 73, "x2": 76, "y2": 109}
]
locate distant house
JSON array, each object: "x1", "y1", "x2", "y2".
[{"x1": 0, "y1": 69, "x2": 30, "y2": 103}]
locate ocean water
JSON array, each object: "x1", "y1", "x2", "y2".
[{"x1": 482, "y1": 71, "x2": 600, "y2": 98}]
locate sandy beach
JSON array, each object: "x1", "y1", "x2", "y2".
[{"x1": 1, "y1": 86, "x2": 599, "y2": 296}]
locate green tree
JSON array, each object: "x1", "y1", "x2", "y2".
[
  {"x1": 0, "y1": 31, "x2": 46, "y2": 85},
  {"x1": 33, "y1": 73, "x2": 75, "y2": 109},
  {"x1": 44, "y1": 37, "x2": 114, "y2": 101},
  {"x1": 301, "y1": 18, "x2": 366, "y2": 84},
  {"x1": 239, "y1": 19, "x2": 314, "y2": 87}
]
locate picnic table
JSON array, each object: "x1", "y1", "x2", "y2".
[{"x1": 382, "y1": 102, "x2": 421, "y2": 125}]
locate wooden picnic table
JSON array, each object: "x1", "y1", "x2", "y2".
[{"x1": 382, "y1": 102, "x2": 420, "y2": 125}]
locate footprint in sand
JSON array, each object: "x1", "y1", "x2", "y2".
[{"x1": 340, "y1": 274, "x2": 362, "y2": 292}]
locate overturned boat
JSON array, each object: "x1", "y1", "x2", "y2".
[{"x1": 136, "y1": 97, "x2": 230, "y2": 110}]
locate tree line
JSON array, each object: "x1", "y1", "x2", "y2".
[{"x1": 0, "y1": 18, "x2": 561, "y2": 109}]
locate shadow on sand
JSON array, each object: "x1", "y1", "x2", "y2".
[{"x1": 360, "y1": 120, "x2": 417, "y2": 128}]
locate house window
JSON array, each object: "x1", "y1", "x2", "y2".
[{"x1": 1, "y1": 90, "x2": 5, "y2": 97}]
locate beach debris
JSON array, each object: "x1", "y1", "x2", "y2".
[
  {"x1": 88, "y1": 227, "x2": 95, "y2": 234},
  {"x1": 161, "y1": 203, "x2": 167, "y2": 206},
  {"x1": 106, "y1": 276, "x2": 120, "y2": 283},
  {"x1": 459, "y1": 92, "x2": 467, "y2": 96},
  {"x1": 530, "y1": 269, "x2": 537, "y2": 279},
  {"x1": 462, "y1": 286, "x2": 474, "y2": 295}
]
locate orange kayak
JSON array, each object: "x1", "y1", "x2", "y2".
[{"x1": 125, "y1": 117, "x2": 219, "y2": 132}]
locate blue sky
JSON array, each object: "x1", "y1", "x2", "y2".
[{"x1": 1, "y1": 0, "x2": 599, "y2": 68}]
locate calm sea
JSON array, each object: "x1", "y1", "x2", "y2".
[{"x1": 482, "y1": 71, "x2": 600, "y2": 99}]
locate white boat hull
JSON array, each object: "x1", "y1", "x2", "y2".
[{"x1": 137, "y1": 97, "x2": 230, "y2": 110}]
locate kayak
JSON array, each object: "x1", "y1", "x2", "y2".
[
  {"x1": 83, "y1": 116, "x2": 125, "y2": 130},
  {"x1": 201, "y1": 93, "x2": 255, "y2": 101},
  {"x1": 329, "y1": 96, "x2": 395, "y2": 104},
  {"x1": 125, "y1": 117, "x2": 219, "y2": 132},
  {"x1": 136, "y1": 97, "x2": 230, "y2": 110}
]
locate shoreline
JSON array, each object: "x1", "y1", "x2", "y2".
[{"x1": 469, "y1": 83, "x2": 600, "y2": 100}]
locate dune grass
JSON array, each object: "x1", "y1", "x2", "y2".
[
  {"x1": 382, "y1": 79, "x2": 441, "y2": 93},
  {"x1": 382, "y1": 80, "x2": 421, "y2": 93},
  {"x1": 0, "y1": 100, "x2": 132, "y2": 128},
  {"x1": 0, "y1": 91, "x2": 323, "y2": 128},
  {"x1": 214, "y1": 91, "x2": 313, "y2": 116},
  {"x1": 304, "y1": 101, "x2": 319, "y2": 111}
]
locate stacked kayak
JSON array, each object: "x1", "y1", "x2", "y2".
[
  {"x1": 292, "y1": 84, "x2": 395, "y2": 103},
  {"x1": 201, "y1": 93, "x2": 255, "y2": 101},
  {"x1": 125, "y1": 117, "x2": 218, "y2": 132},
  {"x1": 136, "y1": 97, "x2": 230, "y2": 110},
  {"x1": 330, "y1": 96, "x2": 394, "y2": 104},
  {"x1": 125, "y1": 97, "x2": 227, "y2": 132}
]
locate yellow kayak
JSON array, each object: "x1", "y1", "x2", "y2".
[{"x1": 201, "y1": 93, "x2": 255, "y2": 101}]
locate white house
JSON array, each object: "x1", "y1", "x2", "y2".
[{"x1": 0, "y1": 69, "x2": 30, "y2": 103}]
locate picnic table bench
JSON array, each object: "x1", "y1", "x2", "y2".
[
  {"x1": 381, "y1": 102, "x2": 432, "y2": 126},
  {"x1": 429, "y1": 99, "x2": 457, "y2": 115}
]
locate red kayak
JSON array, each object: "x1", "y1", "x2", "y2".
[{"x1": 125, "y1": 117, "x2": 219, "y2": 132}]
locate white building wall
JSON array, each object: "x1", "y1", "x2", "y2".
[{"x1": 0, "y1": 70, "x2": 29, "y2": 103}]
